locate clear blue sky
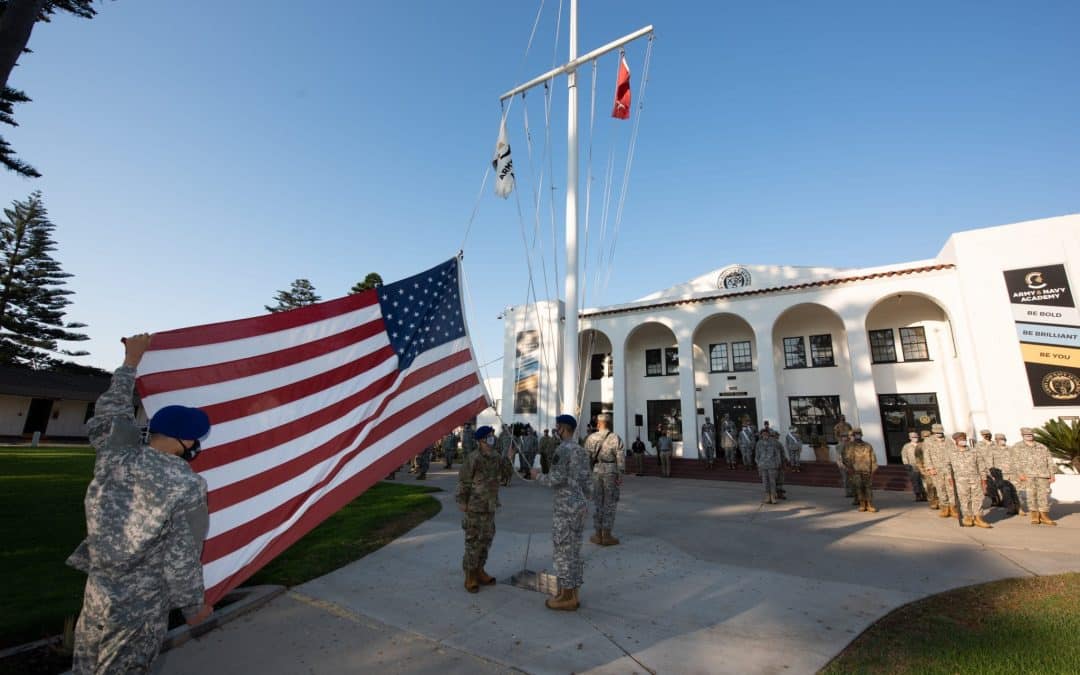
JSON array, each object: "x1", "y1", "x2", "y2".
[{"x1": 1, "y1": 0, "x2": 1077, "y2": 373}]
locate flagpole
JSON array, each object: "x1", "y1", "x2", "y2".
[{"x1": 562, "y1": 0, "x2": 580, "y2": 418}]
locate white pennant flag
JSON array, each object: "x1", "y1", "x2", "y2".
[{"x1": 492, "y1": 119, "x2": 515, "y2": 199}]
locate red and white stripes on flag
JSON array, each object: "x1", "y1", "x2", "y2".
[{"x1": 136, "y1": 257, "x2": 489, "y2": 605}]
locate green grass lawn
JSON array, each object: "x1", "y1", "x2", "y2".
[
  {"x1": 0, "y1": 446, "x2": 440, "y2": 650},
  {"x1": 822, "y1": 573, "x2": 1080, "y2": 674}
]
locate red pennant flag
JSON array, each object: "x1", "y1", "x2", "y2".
[{"x1": 611, "y1": 54, "x2": 631, "y2": 120}]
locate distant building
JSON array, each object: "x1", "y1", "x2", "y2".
[
  {"x1": 0, "y1": 367, "x2": 111, "y2": 441},
  {"x1": 500, "y1": 214, "x2": 1080, "y2": 463}
]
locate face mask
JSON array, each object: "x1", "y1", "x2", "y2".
[{"x1": 181, "y1": 439, "x2": 202, "y2": 462}]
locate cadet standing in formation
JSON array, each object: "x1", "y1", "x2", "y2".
[
  {"x1": 916, "y1": 429, "x2": 939, "y2": 508},
  {"x1": 442, "y1": 429, "x2": 458, "y2": 469},
  {"x1": 532, "y1": 415, "x2": 593, "y2": 610},
  {"x1": 784, "y1": 426, "x2": 803, "y2": 472},
  {"x1": 842, "y1": 428, "x2": 879, "y2": 512},
  {"x1": 923, "y1": 424, "x2": 956, "y2": 518},
  {"x1": 415, "y1": 442, "x2": 432, "y2": 480},
  {"x1": 989, "y1": 433, "x2": 1018, "y2": 515},
  {"x1": 585, "y1": 414, "x2": 625, "y2": 545},
  {"x1": 833, "y1": 415, "x2": 853, "y2": 498},
  {"x1": 947, "y1": 432, "x2": 991, "y2": 528},
  {"x1": 974, "y1": 429, "x2": 998, "y2": 506},
  {"x1": 456, "y1": 426, "x2": 512, "y2": 592},
  {"x1": 721, "y1": 414, "x2": 738, "y2": 469},
  {"x1": 738, "y1": 419, "x2": 756, "y2": 470},
  {"x1": 460, "y1": 422, "x2": 478, "y2": 460},
  {"x1": 656, "y1": 427, "x2": 674, "y2": 477},
  {"x1": 1014, "y1": 427, "x2": 1057, "y2": 525},
  {"x1": 539, "y1": 428, "x2": 557, "y2": 474},
  {"x1": 68, "y1": 334, "x2": 212, "y2": 674},
  {"x1": 900, "y1": 431, "x2": 927, "y2": 501},
  {"x1": 700, "y1": 418, "x2": 717, "y2": 469},
  {"x1": 755, "y1": 429, "x2": 783, "y2": 504}
]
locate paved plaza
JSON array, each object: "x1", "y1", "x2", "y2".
[{"x1": 156, "y1": 470, "x2": 1079, "y2": 675}]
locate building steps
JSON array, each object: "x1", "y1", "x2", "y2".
[{"x1": 632, "y1": 456, "x2": 913, "y2": 491}]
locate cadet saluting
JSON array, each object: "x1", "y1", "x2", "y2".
[
  {"x1": 531, "y1": 414, "x2": 593, "y2": 611},
  {"x1": 67, "y1": 334, "x2": 213, "y2": 674}
]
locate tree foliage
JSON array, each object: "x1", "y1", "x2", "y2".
[
  {"x1": 0, "y1": 191, "x2": 89, "y2": 367},
  {"x1": 349, "y1": 272, "x2": 383, "y2": 295},
  {"x1": 1035, "y1": 418, "x2": 1080, "y2": 472},
  {"x1": 0, "y1": 1, "x2": 105, "y2": 176},
  {"x1": 265, "y1": 278, "x2": 321, "y2": 313}
]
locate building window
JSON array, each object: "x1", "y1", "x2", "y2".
[
  {"x1": 732, "y1": 341, "x2": 753, "y2": 371},
  {"x1": 709, "y1": 343, "x2": 728, "y2": 372},
  {"x1": 645, "y1": 348, "x2": 663, "y2": 376},
  {"x1": 783, "y1": 337, "x2": 807, "y2": 368},
  {"x1": 788, "y1": 395, "x2": 842, "y2": 445},
  {"x1": 869, "y1": 329, "x2": 897, "y2": 363},
  {"x1": 590, "y1": 353, "x2": 613, "y2": 380},
  {"x1": 664, "y1": 347, "x2": 679, "y2": 375},
  {"x1": 899, "y1": 327, "x2": 930, "y2": 361},
  {"x1": 647, "y1": 399, "x2": 683, "y2": 446},
  {"x1": 809, "y1": 334, "x2": 834, "y2": 367}
]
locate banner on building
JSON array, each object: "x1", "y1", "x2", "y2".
[
  {"x1": 513, "y1": 330, "x2": 539, "y2": 414},
  {"x1": 1004, "y1": 263, "x2": 1080, "y2": 406}
]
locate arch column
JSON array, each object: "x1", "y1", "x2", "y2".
[
  {"x1": 842, "y1": 311, "x2": 886, "y2": 464},
  {"x1": 677, "y1": 332, "x2": 698, "y2": 458},
  {"x1": 755, "y1": 330, "x2": 780, "y2": 430}
]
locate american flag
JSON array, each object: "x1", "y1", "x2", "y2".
[{"x1": 135, "y1": 257, "x2": 489, "y2": 605}]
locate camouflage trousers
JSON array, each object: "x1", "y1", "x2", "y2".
[
  {"x1": 443, "y1": 447, "x2": 455, "y2": 468},
  {"x1": 739, "y1": 445, "x2": 754, "y2": 467},
  {"x1": 592, "y1": 472, "x2": 620, "y2": 531},
  {"x1": 701, "y1": 444, "x2": 716, "y2": 464},
  {"x1": 462, "y1": 511, "x2": 496, "y2": 572},
  {"x1": 759, "y1": 468, "x2": 778, "y2": 496},
  {"x1": 954, "y1": 479, "x2": 983, "y2": 519},
  {"x1": 851, "y1": 471, "x2": 874, "y2": 503},
  {"x1": 73, "y1": 576, "x2": 167, "y2": 675},
  {"x1": 921, "y1": 473, "x2": 939, "y2": 504},
  {"x1": 417, "y1": 450, "x2": 431, "y2": 475},
  {"x1": 930, "y1": 473, "x2": 952, "y2": 506},
  {"x1": 723, "y1": 443, "x2": 737, "y2": 465},
  {"x1": 552, "y1": 505, "x2": 587, "y2": 589},
  {"x1": 787, "y1": 446, "x2": 801, "y2": 468},
  {"x1": 1028, "y1": 477, "x2": 1052, "y2": 512}
]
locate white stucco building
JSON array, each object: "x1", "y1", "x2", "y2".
[{"x1": 499, "y1": 214, "x2": 1080, "y2": 464}]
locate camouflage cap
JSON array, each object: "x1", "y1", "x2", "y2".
[
  {"x1": 852, "y1": 427, "x2": 863, "y2": 435},
  {"x1": 920, "y1": 430, "x2": 931, "y2": 438},
  {"x1": 952, "y1": 432, "x2": 967, "y2": 440},
  {"x1": 1020, "y1": 427, "x2": 1034, "y2": 436},
  {"x1": 979, "y1": 429, "x2": 991, "y2": 435},
  {"x1": 931, "y1": 423, "x2": 944, "y2": 433},
  {"x1": 994, "y1": 433, "x2": 1006, "y2": 440}
]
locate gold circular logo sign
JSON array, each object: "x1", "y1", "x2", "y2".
[
  {"x1": 919, "y1": 415, "x2": 931, "y2": 424},
  {"x1": 718, "y1": 265, "x2": 752, "y2": 290},
  {"x1": 1041, "y1": 370, "x2": 1080, "y2": 401}
]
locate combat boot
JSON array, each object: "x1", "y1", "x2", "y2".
[
  {"x1": 570, "y1": 587, "x2": 581, "y2": 609},
  {"x1": 545, "y1": 588, "x2": 578, "y2": 611},
  {"x1": 866, "y1": 502, "x2": 879, "y2": 513},
  {"x1": 601, "y1": 530, "x2": 620, "y2": 546},
  {"x1": 938, "y1": 505, "x2": 952, "y2": 518},
  {"x1": 973, "y1": 516, "x2": 992, "y2": 529},
  {"x1": 464, "y1": 570, "x2": 479, "y2": 593},
  {"x1": 764, "y1": 493, "x2": 775, "y2": 504},
  {"x1": 858, "y1": 501, "x2": 867, "y2": 512},
  {"x1": 1031, "y1": 512, "x2": 1041, "y2": 525},
  {"x1": 929, "y1": 500, "x2": 940, "y2": 510},
  {"x1": 589, "y1": 530, "x2": 603, "y2": 545},
  {"x1": 476, "y1": 568, "x2": 497, "y2": 585},
  {"x1": 961, "y1": 516, "x2": 974, "y2": 527},
  {"x1": 1039, "y1": 512, "x2": 1057, "y2": 526},
  {"x1": 777, "y1": 489, "x2": 787, "y2": 500}
]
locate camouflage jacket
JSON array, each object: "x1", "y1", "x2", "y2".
[
  {"x1": 461, "y1": 433, "x2": 478, "y2": 455},
  {"x1": 585, "y1": 430, "x2": 625, "y2": 474},
  {"x1": 1012, "y1": 441, "x2": 1056, "y2": 479},
  {"x1": 754, "y1": 438, "x2": 782, "y2": 469},
  {"x1": 900, "y1": 441, "x2": 919, "y2": 467},
  {"x1": 784, "y1": 431, "x2": 802, "y2": 454},
  {"x1": 948, "y1": 446, "x2": 986, "y2": 483},
  {"x1": 442, "y1": 432, "x2": 458, "y2": 452},
  {"x1": 720, "y1": 420, "x2": 737, "y2": 446},
  {"x1": 990, "y1": 443, "x2": 1015, "y2": 474},
  {"x1": 923, "y1": 436, "x2": 953, "y2": 473},
  {"x1": 536, "y1": 439, "x2": 593, "y2": 511},
  {"x1": 843, "y1": 440, "x2": 877, "y2": 473},
  {"x1": 738, "y1": 426, "x2": 757, "y2": 450},
  {"x1": 974, "y1": 440, "x2": 994, "y2": 471},
  {"x1": 66, "y1": 366, "x2": 208, "y2": 616},
  {"x1": 700, "y1": 423, "x2": 716, "y2": 449},
  {"x1": 539, "y1": 435, "x2": 558, "y2": 457},
  {"x1": 456, "y1": 447, "x2": 510, "y2": 512}
]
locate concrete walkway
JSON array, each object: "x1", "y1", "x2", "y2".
[{"x1": 156, "y1": 471, "x2": 1080, "y2": 675}]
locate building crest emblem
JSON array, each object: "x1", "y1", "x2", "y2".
[
  {"x1": 1041, "y1": 370, "x2": 1079, "y2": 401},
  {"x1": 718, "y1": 266, "x2": 752, "y2": 290}
]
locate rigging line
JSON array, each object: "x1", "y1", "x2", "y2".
[
  {"x1": 520, "y1": 0, "x2": 547, "y2": 79},
  {"x1": 593, "y1": 148, "x2": 616, "y2": 301},
  {"x1": 520, "y1": 91, "x2": 555, "y2": 308},
  {"x1": 580, "y1": 58, "x2": 599, "y2": 310},
  {"x1": 459, "y1": 262, "x2": 498, "y2": 414},
  {"x1": 513, "y1": 178, "x2": 554, "y2": 410},
  {"x1": 459, "y1": 165, "x2": 492, "y2": 252},
  {"x1": 550, "y1": 0, "x2": 564, "y2": 69}
]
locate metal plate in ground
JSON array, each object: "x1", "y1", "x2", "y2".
[{"x1": 508, "y1": 569, "x2": 559, "y2": 595}]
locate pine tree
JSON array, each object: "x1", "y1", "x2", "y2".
[
  {"x1": 0, "y1": 191, "x2": 89, "y2": 366},
  {"x1": 265, "y1": 278, "x2": 321, "y2": 313},
  {"x1": 349, "y1": 272, "x2": 383, "y2": 294}
]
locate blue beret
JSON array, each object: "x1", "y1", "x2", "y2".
[
  {"x1": 149, "y1": 405, "x2": 211, "y2": 440},
  {"x1": 555, "y1": 414, "x2": 577, "y2": 430},
  {"x1": 474, "y1": 425, "x2": 495, "y2": 440}
]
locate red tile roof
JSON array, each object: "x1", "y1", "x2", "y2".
[{"x1": 580, "y1": 264, "x2": 956, "y2": 318}]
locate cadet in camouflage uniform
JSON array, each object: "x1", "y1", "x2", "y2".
[
  {"x1": 720, "y1": 414, "x2": 738, "y2": 469},
  {"x1": 900, "y1": 431, "x2": 927, "y2": 501},
  {"x1": 755, "y1": 430, "x2": 782, "y2": 504},
  {"x1": 973, "y1": 429, "x2": 999, "y2": 506},
  {"x1": 1014, "y1": 427, "x2": 1057, "y2": 525},
  {"x1": 834, "y1": 415, "x2": 854, "y2": 497},
  {"x1": 738, "y1": 420, "x2": 757, "y2": 470},
  {"x1": 442, "y1": 429, "x2": 459, "y2": 469},
  {"x1": 456, "y1": 425, "x2": 512, "y2": 592},
  {"x1": 460, "y1": 422, "x2": 478, "y2": 459},
  {"x1": 415, "y1": 443, "x2": 433, "y2": 480},
  {"x1": 843, "y1": 429, "x2": 879, "y2": 512},
  {"x1": 923, "y1": 424, "x2": 956, "y2": 518},
  {"x1": 916, "y1": 429, "x2": 939, "y2": 508},
  {"x1": 585, "y1": 414, "x2": 625, "y2": 546},
  {"x1": 531, "y1": 414, "x2": 593, "y2": 611},
  {"x1": 539, "y1": 428, "x2": 558, "y2": 474},
  {"x1": 784, "y1": 427, "x2": 803, "y2": 472},
  {"x1": 68, "y1": 334, "x2": 213, "y2": 675},
  {"x1": 989, "y1": 433, "x2": 1018, "y2": 516},
  {"x1": 948, "y1": 432, "x2": 991, "y2": 528},
  {"x1": 700, "y1": 418, "x2": 717, "y2": 469},
  {"x1": 521, "y1": 425, "x2": 539, "y2": 475}
]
